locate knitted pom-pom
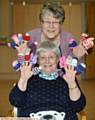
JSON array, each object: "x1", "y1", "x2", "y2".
[
  {"x1": 12, "y1": 60, "x2": 21, "y2": 71},
  {"x1": 23, "y1": 33, "x2": 30, "y2": 42},
  {"x1": 69, "y1": 38, "x2": 77, "y2": 48}
]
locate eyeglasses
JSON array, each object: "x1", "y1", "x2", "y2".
[
  {"x1": 42, "y1": 20, "x2": 60, "y2": 26},
  {"x1": 39, "y1": 56, "x2": 57, "y2": 61}
]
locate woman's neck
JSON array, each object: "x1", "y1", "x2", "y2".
[
  {"x1": 41, "y1": 33, "x2": 60, "y2": 46},
  {"x1": 39, "y1": 70, "x2": 59, "y2": 80}
]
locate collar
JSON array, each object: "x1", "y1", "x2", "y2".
[{"x1": 38, "y1": 71, "x2": 59, "y2": 80}]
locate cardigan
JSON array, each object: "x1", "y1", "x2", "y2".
[
  {"x1": 28, "y1": 28, "x2": 76, "y2": 57},
  {"x1": 9, "y1": 75, "x2": 86, "y2": 119}
]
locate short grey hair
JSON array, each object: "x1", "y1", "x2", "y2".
[
  {"x1": 39, "y1": 2, "x2": 65, "y2": 24},
  {"x1": 36, "y1": 41, "x2": 61, "y2": 58}
]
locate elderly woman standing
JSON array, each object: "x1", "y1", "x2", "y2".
[
  {"x1": 9, "y1": 41, "x2": 86, "y2": 119},
  {"x1": 28, "y1": 2, "x2": 94, "y2": 59}
]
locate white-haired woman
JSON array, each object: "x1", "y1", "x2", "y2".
[{"x1": 9, "y1": 41, "x2": 86, "y2": 119}]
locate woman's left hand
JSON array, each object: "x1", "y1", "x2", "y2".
[
  {"x1": 63, "y1": 65, "x2": 77, "y2": 85},
  {"x1": 80, "y1": 33, "x2": 94, "y2": 53},
  {"x1": 63, "y1": 65, "x2": 81, "y2": 101},
  {"x1": 73, "y1": 33, "x2": 94, "y2": 59}
]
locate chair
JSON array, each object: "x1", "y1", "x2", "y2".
[{"x1": 79, "y1": 111, "x2": 87, "y2": 120}]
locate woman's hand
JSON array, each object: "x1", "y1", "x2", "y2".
[
  {"x1": 18, "y1": 63, "x2": 33, "y2": 91},
  {"x1": 63, "y1": 65, "x2": 81, "y2": 101},
  {"x1": 17, "y1": 42, "x2": 31, "y2": 55},
  {"x1": 20, "y1": 62, "x2": 33, "y2": 81},
  {"x1": 80, "y1": 33, "x2": 94, "y2": 51},
  {"x1": 63, "y1": 65, "x2": 77, "y2": 87},
  {"x1": 73, "y1": 33, "x2": 94, "y2": 59}
]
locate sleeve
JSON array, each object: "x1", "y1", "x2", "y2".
[
  {"x1": 60, "y1": 31, "x2": 77, "y2": 58},
  {"x1": 70, "y1": 92, "x2": 86, "y2": 112},
  {"x1": 28, "y1": 28, "x2": 42, "y2": 46},
  {"x1": 9, "y1": 84, "x2": 27, "y2": 107},
  {"x1": 70, "y1": 79, "x2": 86, "y2": 112}
]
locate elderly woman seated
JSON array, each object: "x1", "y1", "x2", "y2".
[{"x1": 9, "y1": 41, "x2": 86, "y2": 120}]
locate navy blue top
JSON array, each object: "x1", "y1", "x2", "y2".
[{"x1": 9, "y1": 75, "x2": 86, "y2": 119}]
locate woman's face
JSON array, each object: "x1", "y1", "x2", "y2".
[
  {"x1": 38, "y1": 51, "x2": 58, "y2": 74},
  {"x1": 41, "y1": 12, "x2": 61, "y2": 39}
]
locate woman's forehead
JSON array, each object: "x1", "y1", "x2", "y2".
[
  {"x1": 39, "y1": 51, "x2": 56, "y2": 56},
  {"x1": 42, "y1": 12, "x2": 59, "y2": 21}
]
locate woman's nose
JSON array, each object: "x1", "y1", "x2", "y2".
[
  {"x1": 46, "y1": 21, "x2": 55, "y2": 28},
  {"x1": 45, "y1": 57, "x2": 50, "y2": 63}
]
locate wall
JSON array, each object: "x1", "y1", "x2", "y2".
[
  {"x1": 85, "y1": 2, "x2": 95, "y2": 79},
  {"x1": 12, "y1": 3, "x2": 82, "y2": 38}
]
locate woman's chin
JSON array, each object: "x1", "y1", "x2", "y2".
[
  {"x1": 41, "y1": 69, "x2": 51, "y2": 74},
  {"x1": 46, "y1": 33, "x2": 56, "y2": 39},
  {"x1": 43, "y1": 70, "x2": 55, "y2": 75},
  {"x1": 48, "y1": 36, "x2": 55, "y2": 39},
  {"x1": 41, "y1": 65, "x2": 57, "y2": 74}
]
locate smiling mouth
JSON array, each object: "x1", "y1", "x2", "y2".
[
  {"x1": 47, "y1": 30, "x2": 55, "y2": 33},
  {"x1": 44, "y1": 64, "x2": 52, "y2": 67}
]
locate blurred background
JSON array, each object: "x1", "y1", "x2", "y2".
[{"x1": 0, "y1": 0, "x2": 95, "y2": 119}]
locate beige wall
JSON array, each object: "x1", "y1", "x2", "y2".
[
  {"x1": 0, "y1": 2, "x2": 83, "y2": 80},
  {"x1": 0, "y1": 0, "x2": 12, "y2": 36},
  {"x1": 13, "y1": 3, "x2": 82, "y2": 39}
]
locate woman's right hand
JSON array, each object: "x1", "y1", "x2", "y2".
[
  {"x1": 20, "y1": 62, "x2": 33, "y2": 81},
  {"x1": 18, "y1": 62, "x2": 33, "y2": 91},
  {"x1": 17, "y1": 42, "x2": 31, "y2": 55}
]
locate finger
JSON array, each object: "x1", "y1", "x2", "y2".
[
  {"x1": 85, "y1": 50, "x2": 88, "y2": 55},
  {"x1": 21, "y1": 62, "x2": 24, "y2": 67},
  {"x1": 21, "y1": 61, "x2": 27, "y2": 66},
  {"x1": 75, "y1": 70, "x2": 77, "y2": 74},
  {"x1": 86, "y1": 44, "x2": 93, "y2": 49},
  {"x1": 71, "y1": 65, "x2": 75, "y2": 70},
  {"x1": 68, "y1": 64, "x2": 72, "y2": 69},
  {"x1": 85, "y1": 43, "x2": 94, "y2": 49},
  {"x1": 29, "y1": 63, "x2": 32, "y2": 68},
  {"x1": 25, "y1": 61, "x2": 30, "y2": 66},
  {"x1": 81, "y1": 33, "x2": 88, "y2": 37},
  {"x1": 67, "y1": 64, "x2": 73, "y2": 70},
  {"x1": 64, "y1": 65, "x2": 68, "y2": 72},
  {"x1": 87, "y1": 37, "x2": 94, "y2": 41},
  {"x1": 89, "y1": 41, "x2": 94, "y2": 47},
  {"x1": 90, "y1": 42, "x2": 94, "y2": 47}
]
